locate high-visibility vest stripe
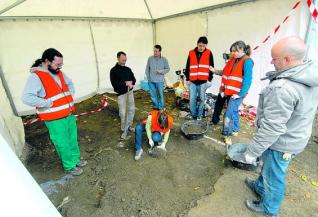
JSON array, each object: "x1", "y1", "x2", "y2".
[
  {"x1": 197, "y1": 72, "x2": 209, "y2": 76},
  {"x1": 221, "y1": 75, "x2": 243, "y2": 82},
  {"x1": 37, "y1": 102, "x2": 74, "y2": 114},
  {"x1": 228, "y1": 76, "x2": 243, "y2": 82},
  {"x1": 198, "y1": 64, "x2": 209, "y2": 68},
  {"x1": 224, "y1": 85, "x2": 241, "y2": 92},
  {"x1": 48, "y1": 91, "x2": 71, "y2": 102}
]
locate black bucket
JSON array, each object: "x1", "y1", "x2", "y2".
[
  {"x1": 180, "y1": 120, "x2": 208, "y2": 140},
  {"x1": 226, "y1": 143, "x2": 259, "y2": 171}
]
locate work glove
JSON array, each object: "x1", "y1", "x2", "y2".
[
  {"x1": 158, "y1": 142, "x2": 166, "y2": 149},
  {"x1": 149, "y1": 139, "x2": 154, "y2": 147},
  {"x1": 244, "y1": 153, "x2": 257, "y2": 166},
  {"x1": 231, "y1": 94, "x2": 240, "y2": 99}
]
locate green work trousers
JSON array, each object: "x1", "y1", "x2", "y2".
[{"x1": 45, "y1": 115, "x2": 80, "y2": 171}]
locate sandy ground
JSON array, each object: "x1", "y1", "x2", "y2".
[{"x1": 23, "y1": 90, "x2": 318, "y2": 217}]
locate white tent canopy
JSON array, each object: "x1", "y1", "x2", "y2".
[
  {"x1": 0, "y1": 0, "x2": 317, "y2": 155},
  {"x1": 0, "y1": 0, "x2": 252, "y2": 19}
]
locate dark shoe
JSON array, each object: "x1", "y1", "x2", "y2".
[
  {"x1": 67, "y1": 167, "x2": 83, "y2": 176},
  {"x1": 77, "y1": 159, "x2": 88, "y2": 167},
  {"x1": 245, "y1": 200, "x2": 277, "y2": 217},
  {"x1": 245, "y1": 177, "x2": 260, "y2": 197},
  {"x1": 208, "y1": 120, "x2": 218, "y2": 126}
]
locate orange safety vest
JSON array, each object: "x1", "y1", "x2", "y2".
[
  {"x1": 189, "y1": 49, "x2": 211, "y2": 81},
  {"x1": 34, "y1": 70, "x2": 75, "y2": 121},
  {"x1": 150, "y1": 110, "x2": 173, "y2": 133},
  {"x1": 219, "y1": 55, "x2": 250, "y2": 96}
]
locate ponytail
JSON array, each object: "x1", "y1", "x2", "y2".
[
  {"x1": 244, "y1": 45, "x2": 252, "y2": 56},
  {"x1": 158, "y1": 108, "x2": 168, "y2": 129},
  {"x1": 31, "y1": 58, "x2": 43, "y2": 67}
]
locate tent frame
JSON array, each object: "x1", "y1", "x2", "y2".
[
  {"x1": 0, "y1": 66, "x2": 18, "y2": 116},
  {"x1": 0, "y1": 0, "x2": 258, "y2": 21},
  {"x1": 0, "y1": 0, "x2": 26, "y2": 16}
]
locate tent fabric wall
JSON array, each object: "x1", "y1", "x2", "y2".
[
  {"x1": 154, "y1": 0, "x2": 310, "y2": 106},
  {"x1": 0, "y1": 133, "x2": 61, "y2": 217},
  {"x1": 146, "y1": 0, "x2": 235, "y2": 19},
  {"x1": 155, "y1": 13, "x2": 207, "y2": 85},
  {"x1": 0, "y1": 20, "x2": 98, "y2": 115},
  {"x1": 0, "y1": 76, "x2": 24, "y2": 155},
  {"x1": 306, "y1": 1, "x2": 318, "y2": 60},
  {"x1": 0, "y1": 19, "x2": 153, "y2": 115},
  {"x1": 0, "y1": 0, "x2": 19, "y2": 12},
  {"x1": 91, "y1": 20, "x2": 153, "y2": 93},
  {"x1": 208, "y1": 0, "x2": 309, "y2": 106},
  {"x1": 0, "y1": 0, "x2": 251, "y2": 20},
  {"x1": 0, "y1": 0, "x2": 151, "y2": 19}
]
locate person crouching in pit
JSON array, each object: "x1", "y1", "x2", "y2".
[{"x1": 134, "y1": 109, "x2": 173, "y2": 160}]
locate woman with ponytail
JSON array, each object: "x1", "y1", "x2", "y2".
[{"x1": 210, "y1": 40, "x2": 254, "y2": 145}]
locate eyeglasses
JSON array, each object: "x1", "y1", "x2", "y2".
[{"x1": 51, "y1": 61, "x2": 63, "y2": 68}]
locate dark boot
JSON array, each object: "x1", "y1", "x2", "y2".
[
  {"x1": 245, "y1": 200, "x2": 277, "y2": 217},
  {"x1": 245, "y1": 177, "x2": 260, "y2": 197}
]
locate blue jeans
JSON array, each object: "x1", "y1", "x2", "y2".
[
  {"x1": 134, "y1": 123, "x2": 162, "y2": 151},
  {"x1": 189, "y1": 82, "x2": 208, "y2": 118},
  {"x1": 222, "y1": 97, "x2": 243, "y2": 136},
  {"x1": 252, "y1": 149, "x2": 292, "y2": 215},
  {"x1": 148, "y1": 81, "x2": 164, "y2": 109}
]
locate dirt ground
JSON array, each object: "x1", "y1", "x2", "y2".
[{"x1": 23, "y1": 90, "x2": 318, "y2": 217}]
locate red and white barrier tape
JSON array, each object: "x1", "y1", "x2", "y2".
[
  {"x1": 307, "y1": 0, "x2": 318, "y2": 22},
  {"x1": 239, "y1": 103, "x2": 256, "y2": 126},
  {"x1": 253, "y1": 0, "x2": 302, "y2": 51},
  {"x1": 23, "y1": 96, "x2": 108, "y2": 126}
]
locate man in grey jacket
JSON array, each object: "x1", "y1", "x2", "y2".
[
  {"x1": 238, "y1": 37, "x2": 318, "y2": 216},
  {"x1": 145, "y1": 44, "x2": 170, "y2": 110}
]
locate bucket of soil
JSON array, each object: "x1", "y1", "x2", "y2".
[
  {"x1": 226, "y1": 143, "x2": 259, "y2": 171},
  {"x1": 181, "y1": 120, "x2": 208, "y2": 140}
]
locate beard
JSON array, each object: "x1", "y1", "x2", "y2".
[{"x1": 48, "y1": 65, "x2": 60, "y2": 74}]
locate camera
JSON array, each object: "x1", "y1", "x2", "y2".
[
  {"x1": 175, "y1": 69, "x2": 186, "y2": 76},
  {"x1": 223, "y1": 53, "x2": 230, "y2": 60}
]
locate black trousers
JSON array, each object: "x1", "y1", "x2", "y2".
[{"x1": 211, "y1": 93, "x2": 229, "y2": 124}]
